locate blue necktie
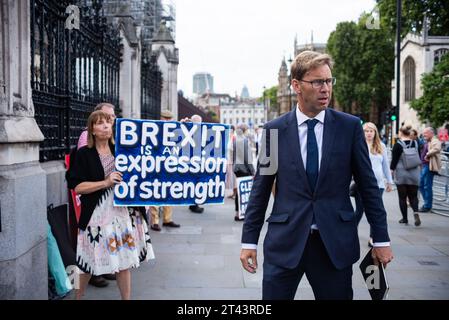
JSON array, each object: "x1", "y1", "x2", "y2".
[{"x1": 306, "y1": 119, "x2": 319, "y2": 192}]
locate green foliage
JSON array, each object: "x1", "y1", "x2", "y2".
[
  {"x1": 377, "y1": 0, "x2": 449, "y2": 37},
  {"x1": 207, "y1": 111, "x2": 219, "y2": 122},
  {"x1": 262, "y1": 86, "x2": 278, "y2": 112},
  {"x1": 410, "y1": 53, "x2": 449, "y2": 127},
  {"x1": 326, "y1": 0, "x2": 449, "y2": 124},
  {"x1": 326, "y1": 15, "x2": 394, "y2": 119},
  {"x1": 327, "y1": 22, "x2": 359, "y2": 113}
]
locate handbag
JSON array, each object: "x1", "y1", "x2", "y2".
[
  {"x1": 233, "y1": 138, "x2": 255, "y2": 176},
  {"x1": 233, "y1": 163, "x2": 255, "y2": 176},
  {"x1": 398, "y1": 140, "x2": 421, "y2": 170}
]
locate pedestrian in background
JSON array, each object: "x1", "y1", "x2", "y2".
[
  {"x1": 232, "y1": 123, "x2": 255, "y2": 221},
  {"x1": 189, "y1": 114, "x2": 206, "y2": 214},
  {"x1": 410, "y1": 129, "x2": 424, "y2": 155},
  {"x1": 418, "y1": 127, "x2": 442, "y2": 213},
  {"x1": 149, "y1": 110, "x2": 181, "y2": 230},
  {"x1": 225, "y1": 125, "x2": 237, "y2": 199},
  {"x1": 354, "y1": 122, "x2": 394, "y2": 246},
  {"x1": 254, "y1": 126, "x2": 263, "y2": 157},
  {"x1": 390, "y1": 125, "x2": 421, "y2": 226}
]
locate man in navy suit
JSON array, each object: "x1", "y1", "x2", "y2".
[{"x1": 240, "y1": 51, "x2": 394, "y2": 300}]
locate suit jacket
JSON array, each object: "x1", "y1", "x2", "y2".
[
  {"x1": 241, "y1": 108, "x2": 390, "y2": 270},
  {"x1": 427, "y1": 137, "x2": 442, "y2": 173}
]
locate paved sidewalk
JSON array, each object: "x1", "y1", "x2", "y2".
[{"x1": 79, "y1": 190, "x2": 449, "y2": 300}]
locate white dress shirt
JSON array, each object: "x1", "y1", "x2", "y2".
[
  {"x1": 242, "y1": 106, "x2": 390, "y2": 249},
  {"x1": 296, "y1": 107, "x2": 325, "y2": 171}
]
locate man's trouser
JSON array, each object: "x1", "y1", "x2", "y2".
[{"x1": 149, "y1": 206, "x2": 173, "y2": 225}]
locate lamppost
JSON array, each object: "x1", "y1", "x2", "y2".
[
  {"x1": 262, "y1": 85, "x2": 266, "y2": 123},
  {"x1": 395, "y1": 0, "x2": 401, "y2": 134},
  {"x1": 288, "y1": 56, "x2": 293, "y2": 111}
]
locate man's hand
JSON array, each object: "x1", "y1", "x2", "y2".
[
  {"x1": 386, "y1": 183, "x2": 393, "y2": 192},
  {"x1": 372, "y1": 246, "x2": 394, "y2": 268},
  {"x1": 240, "y1": 249, "x2": 258, "y2": 273}
]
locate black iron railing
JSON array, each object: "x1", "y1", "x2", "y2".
[
  {"x1": 141, "y1": 49, "x2": 162, "y2": 120},
  {"x1": 31, "y1": 0, "x2": 121, "y2": 161}
]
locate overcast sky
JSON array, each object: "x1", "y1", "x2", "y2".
[{"x1": 175, "y1": 0, "x2": 376, "y2": 98}]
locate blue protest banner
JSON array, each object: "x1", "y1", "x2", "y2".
[
  {"x1": 114, "y1": 119, "x2": 229, "y2": 206},
  {"x1": 236, "y1": 176, "x2": 253, "y2": 219}
]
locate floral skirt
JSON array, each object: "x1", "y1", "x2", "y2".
[{"x1": 76, "y1": 189, "x2": 155, "y2": 275}]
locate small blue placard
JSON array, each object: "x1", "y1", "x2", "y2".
[{"x1": 236, "y1": 176, "x2": 253, "y2": 219}]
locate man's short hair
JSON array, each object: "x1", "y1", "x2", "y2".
[
  {"x1": 94, "y1": 102, "x2": 115, "y2": 111},
  {"x1": 291, "y1": 51, "x2": 334, "y2": 81},
  {"x1": 425, "y1": 127, "x2": 435, "y2": 135},
  {"x1": 191, "y1": 114, "x2": 202, "y2": 123}
]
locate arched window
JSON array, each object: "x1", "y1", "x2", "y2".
[
  {"x1": 404, "y1": 57, "x2": 416, "y2": 102},
  {"x1": 434, "y1": 48, "x2": 449, "y2": 65}
]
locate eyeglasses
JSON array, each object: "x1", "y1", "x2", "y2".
[{"x1": 299, "y1": 77, "x2": 336, "y2": 89}]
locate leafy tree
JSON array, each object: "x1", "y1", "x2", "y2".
[
  {"x1": 327, "y1": 22, "x2": 360, "y2": 113},
  {"x1": 261, "y1": 86, "x2": 278, "y2": 112},
  {"x1": 206, "y1": 109, "x2": 219, "y2": 123},
  {"x1": 357, "y1": 13, "x2": 395, "y2": 111},
  {"x1": 326, "y1": 16, "x2": 394, "y2": 120},
  {"x1": 377, "y1": 0, "x2": 449, "y2": 37},
  {"x1": 411, "y1": 53, "x2": 449, "y2": 127}
]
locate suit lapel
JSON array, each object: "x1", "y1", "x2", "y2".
[
  {"x1": 285, "y1": 110, "x2": 312, "y2": 194},
  {"x1": 316, "y1": 109, "x2": 336, "y2": 190}
]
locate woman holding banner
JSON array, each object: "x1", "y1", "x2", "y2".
[
  {"x1": 69, "y1": 110, "x2": 155, "y2": 300},
  {"x1": 232, "y1": 123, "x2": 255, "y2": 221}
]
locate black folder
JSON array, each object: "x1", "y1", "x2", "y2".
[{"x1": 359, "y1": 248, "x2": 389, "y2": 300}]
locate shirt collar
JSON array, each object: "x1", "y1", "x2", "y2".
[{"x1": 295, "y1": 104, "x2": 326, "y2": 127}]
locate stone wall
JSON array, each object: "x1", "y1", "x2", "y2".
[{"x1": 0, "y1": 0, "x2": 47, "y2": 300}]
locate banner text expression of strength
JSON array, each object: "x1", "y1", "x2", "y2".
[{"x1": 114, "y1": 119, "x2": 229, "y2": 206}]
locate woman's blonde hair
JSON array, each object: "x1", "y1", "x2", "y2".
[
  {"x1": 363, "y1": 122, "x2": 383, "y2": 155},
  {"x1": 87, "y1": 110, "x2": 114, "y2": 148}
]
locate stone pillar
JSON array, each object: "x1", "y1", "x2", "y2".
[
  {"x1": 0, "y1": 0, "x2": 47, "y2": 299},
  {"x1": 115, "y1": 3, "x2": 142, "y2": 120},
  {"x1": 119, "y1": 28, "x2": 133, "y2": 119},
  {"x1": 168, "y1": 49, "x2": 179, "y2": 120},
  {"x1": 131, "y1": 31, "x2": 142, "y2": 120},
  {"x1": 152, "y1": 21, "x2": 179, "y2": 120}
]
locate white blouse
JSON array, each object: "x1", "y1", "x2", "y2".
[{"x1": 368, "y1": 143, "x2": 394, "y2": 189}]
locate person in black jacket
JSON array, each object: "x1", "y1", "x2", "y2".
[
  {"x1": 232, "y1": 123, "x2": 255, "y2": 221},
  {"x1": 69, "y1": 110, "x2": 155, "y2": 300},
  {"x1": 75, "y1": 102, "x2": 117, "y2": 288}
]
